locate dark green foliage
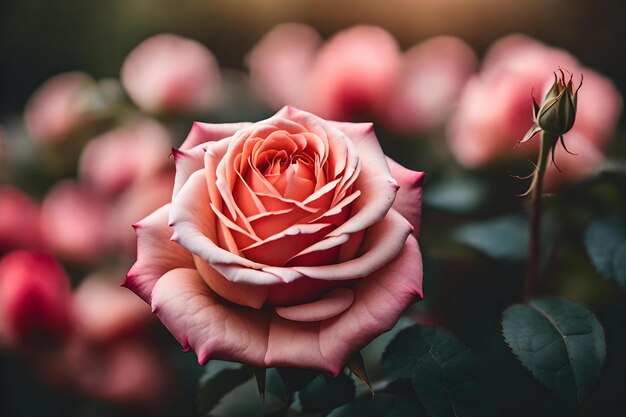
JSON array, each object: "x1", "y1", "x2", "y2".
[{"x1": 502, "y1": 297, "x2": 606, "y2": 405}]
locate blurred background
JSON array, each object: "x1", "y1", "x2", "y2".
[
  {"x1": 1, "y1": 1, "x2": 626, "y2": 416},
  {"x1": 2, "y1": 0, "x2": 626, "y2": 116}
]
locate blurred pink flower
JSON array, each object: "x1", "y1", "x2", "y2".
[
  {"x1": 24, "y1": 72, "x2": 96, "y2": 143},
  {"x1": 0, "y1": 186, "x2": 45, "y2": 253},
  {"x1": 543, "y1": 131, "x2": 604, "y2": 190},
  {"x1": 41, "y1": 180, "x2": 109, "y2": 264},
  {"x1": 108, "y1": 170, "x2": 175, "y2": 259},
  {"x1": 72, "y1": 272, "x2": 151, "y2": 343},
  {"x1": 385, "y1": 36, "x2": 477, "y2": 134},
  {"x1": 0, "y1": 251, "x2": 72, "y2": 349},
  {"x1": 308, "y1": 25, "x2": 402, "y2": 121},
  {"x1": 247, "y1": 23, "x2": 322, "y2": 109},
  {"x1": 121, "y1": 34, "x2": 221, "y2": 114},
  {"x1": 66, "y1": 339, "x2": 169, "y2": 408},
  {"x1": 248, "y1": 25, "x2": 476, "y2": 134},
  {"x1": 447, "y1": 34, "x2": 622, "y2": 186},
  {"x1": 79, "y1": 119, "x2": 172, "y2": 197}
]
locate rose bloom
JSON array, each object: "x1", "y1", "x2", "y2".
[
  {"x1": 384, "y1": 36, "x2": 477, "y2": 134},
  {"x1": 0, "y1": 251, "x2": 72, "y2": 349},
  {"x1": 66, "y1": 339, "x2": 169, "y2": 408},
  {"x1": 109, "y1": 170, "x2": 175, "y2": 259},
  {"x1": 78, "y1": 119, "x2": 172, "y2": 197},
  {"x1": 24, "y1": 72, "x2": 96, "y2": 143},
  {"x1": 306, "y1": 26, "x2": 403, "y2": 122},
  {"x1": 246, "y1": 23, "x2": 321, "y2": 110},
  {"x1": 248, "y1": 25, "x2": 401, "y2": 121},
  {"x1": 41, "y1": 180, "x2": 109, "y2": 264},
  {"x1": 0, "y1": 186, "x2": 45, "y2": 253},
  {"x1": 76, "y1": 118, "x2": 174, "y2": 258},
  {"x1": 447, "y1": 34, "x2": 622, "y2": 186},
  {"x1": 248, "y1": 25, "x2": 475, "y2": 135},
  {"x1": 121, "y1": 34, "x2": 221, "y2": 114},
  {"x1": 124, "y1": 106, "x2": 424, "y2": 374},
  {"x1": 64, "y1": 273, "x2": 165, "y2": 408},
  {"x1": 72, "y1": 272, "x2": 152, "y2": 343}
]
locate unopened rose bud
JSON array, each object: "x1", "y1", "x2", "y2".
[
  {"x1": 536, "y1": 70, "x2": 580, "y2": 135},
  {"x1": 0, "y1": 251, "x2": 72, "y2": 349},
  {"x1": 521, "y1": 69, "x2": 582, "y2": 145}
]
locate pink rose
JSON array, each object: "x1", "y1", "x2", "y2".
[
  {"x1": 384, "y1": 36, "x2": 477, "y2": 134},
  {"x1": 66, "y1": 339, "x2": 169, "y2": 408},
  {"x1": 72, "y1": 272, "x2": 152, "y2": 343},
  {"x1": 246, "y1": 23, "x2": 321, "y2": 110},
  {"x1": 447, "y1": 34, "x2": 622, "y2": 185},
  {"x1": 248, "y1": 24, "x2": 402, "y2": 121},
  {"x1": 247, "y1": 25, "x2": 476, "y2": 135},
  {"x1": 121, "y1": 34, "x2": 221, "y2": 114},
  {"x1": 0, "y1": 251, "x2": 72, "y2": 349},
  {"x1": 0, "y1": 186, "x2": 45, "y2": 253},
  {"x1": 308, "y1": 26, "x2": 402, "y2": 121},
  {"x1": 24, "y1": 72, "x2": 96, "y2": 143},
  {"x1": 41, "y1": 180, "x2": 109, "y2": 264},
  {"x1": 124, "y1": 106, "x2": 424, "y2": 375},
  {"x1": 78, "y1": 119, "x2": 172, "y2": 197},
  {"x1": 108, "y1": 171, "x2": 175, "y2": 259}
]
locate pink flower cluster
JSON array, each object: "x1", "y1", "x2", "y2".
[
  {"x1": 248, "y1": 24, "x2": 477, "y2": 134},
  {"x1": 40, "y1": 119, "x2": 174, "y2": 264},
  {"x1": 0, "y1": 251, "x2": 167, "y2": 408}
]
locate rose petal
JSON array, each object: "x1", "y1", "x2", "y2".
[
  {"x1": 291, "y1": 208, "x2": 412, "y2": 281},
  {"x1": 275, "y1": 288, "x2": 354, "y2": 322},
  {"x1": 264, "y1": 235, "x2": 422, "y2": 375},
  {"x1": 193, "y1": 255, "x2": 267, "y2": 309},
  {"x1": 241, "y1": 223, "x2": 335, "y2": 266},
  {"x1": 386, "y1": 157, "x2": 425, "y2": 236},
  {"x1": 271, "y1": 109, "x2": 396, "y2": 238},
  {"x1": 151, "y1": 268, "x2": 271, "y2": 365},
  {"x1": 180, "y1": 121, "x2": 252, "y2": 150},
  {"x1": 169, "y1": 170, "x2": 284, "y2": 285},
  {"x1": 327, "y1": 120, "x2": 399, "y2": 237},
  {"x1": 124, "y1": 204, "x2": 194, "y2": 303},
  {"x1": 172, "y1": 144, "x2": 206, "y2": 198}
]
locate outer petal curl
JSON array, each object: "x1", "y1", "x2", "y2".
[
  {"x1": 180, "y1": 121, "x2": 252, "y2": 150},
  {"x1": 151, "y1": 268, "x2": 271, "y2": 365},
  {"x1": 264, "y1": 235, "x2": 423, "y2": 375},
  {"x1": 123, "y1": 204, "x2": 195, "y2": 303},
  {"x1": 386, "y1": 157, "x2": 425, "y2": 236}
]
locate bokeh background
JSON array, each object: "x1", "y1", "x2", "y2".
[
  {"x1": 1, "y1": 1, "x2": 626, "y2": 417},
  {"x1": 3, "y1": 0, "x2": 626, "y2": 116}
]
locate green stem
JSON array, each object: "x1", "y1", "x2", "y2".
[{"x1": 524, "y1": 132, "x2": 554, "y2": 300}]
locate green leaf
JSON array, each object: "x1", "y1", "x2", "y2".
[
  {"x1": 197, "y1": 361, "x2": 253, "y2": 416},
  {"x1": 210, "y1": 378, "x2": 285, "y2": 417},
  {"x1": 275, "y1": 367, "x2": 319, "y2": 392},
  {"x1": 382, "y1": 325, "x2": 440, "y2": 379},
  {"x1": 383, "y1": 325, "x2": 495, "y2": 417},
  {"x1": 584, "y1": 217, "x2": 626, "y2": 289},
  {"x1": 298, "y1": 372, "x2": 356, "y2": 413},
  {"x1": 266, "y1": 369, "x2": 288, "y2": 402},
  {"x1": 424, "y1": 177, "x2": 486, "y2": 213},
  {"x1": 454, "y1": 215, "x2": 528, "y2": 261},
  {"x1": 329, "y1": 394, "x2": 426, "y2": 417},
  {"x1": 502, "y1": 297, "x2": 606, "y2": 406}
]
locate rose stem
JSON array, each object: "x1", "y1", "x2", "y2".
[{"x1": 524, "y1": 131, "x2": 554, "y2": 300}]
